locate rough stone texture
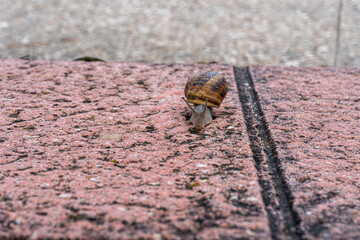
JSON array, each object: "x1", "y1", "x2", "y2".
[
  {"x1": 1, "y1": 59, "x2": 359, "y2": 239},
  {"x1": 0, "y1": 60, "x2": 270, "y2": 239},
  {"x1": 250, "y1": 66, "x2": 360, "y2": 239},
  {"x1": 1, "y1": 0, "x2": 358, "y2": 67}
]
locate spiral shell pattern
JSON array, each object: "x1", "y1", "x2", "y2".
[{"x1": 184, "y1": 72, "x2": 228, "y2": 108}]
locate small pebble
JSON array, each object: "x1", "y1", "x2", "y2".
[
  {"x1": 149, "y1": 182, "x2": 161, "y2": 186},
  {"x1": 59, "y1": 194, "x2": 72, "y2": 198},
  {"x1": 229, "y1": 195, "x2": 238, "y2": 201}
]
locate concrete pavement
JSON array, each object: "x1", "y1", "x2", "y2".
[{"x1": 0, "y1": 0, "x2": 359, "y2": 67}]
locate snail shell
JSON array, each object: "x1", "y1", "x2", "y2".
[
  {"x1": 182, "y1": 71, "x2": 228, "y2": 131},
  {"x1": 184, "y1": 71, "x2": 228, "y2": 108}
]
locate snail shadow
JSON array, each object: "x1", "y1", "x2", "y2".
[{"x1": 181, "y1": 108, "x2": 218, "y2": 121}]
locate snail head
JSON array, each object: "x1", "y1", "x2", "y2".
[{"x1": 182, "y1": 97, "x2": 209, "y2": 131}]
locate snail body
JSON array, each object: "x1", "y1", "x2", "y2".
[{"x1": 182, "y1": 72, "x2": 228, "y2": 131}]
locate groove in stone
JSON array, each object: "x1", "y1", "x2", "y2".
[{"x1": 233, "y1": 66, "x2": 304, "y2": 240}]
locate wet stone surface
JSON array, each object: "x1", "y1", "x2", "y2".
[
  {"x1": 0, "y1": 60, "x2": 269, "y2": 239},
  {"x1": 250, "y1": 66, "x2": 360, "y2": 239}
]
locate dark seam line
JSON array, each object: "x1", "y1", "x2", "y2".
[{"x1": 233, "y1": 66, "x2": 304, "y2": 240}]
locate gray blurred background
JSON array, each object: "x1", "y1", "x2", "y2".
[{"x1": 0, "y1": 0, "x2": 359, "y2": 67}]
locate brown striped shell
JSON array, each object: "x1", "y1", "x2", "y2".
[{"x1": 184, "y1": 72, "x2": 228, "y2": 108}]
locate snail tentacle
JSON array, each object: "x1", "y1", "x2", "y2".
[{"x1": 181, "y1": 97, "x2": 196, "y2": 115}]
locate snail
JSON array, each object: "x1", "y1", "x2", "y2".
[{"x1": 182, "y1": 71, "x2": 228, "y2": 131}]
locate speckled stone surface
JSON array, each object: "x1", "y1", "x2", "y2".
[
  {"x1": 250, "y1": 66, "x2": 360, "y2": 239},
  {"x1": 0, "y1": 60, "x2": 269, "y2": 239}
]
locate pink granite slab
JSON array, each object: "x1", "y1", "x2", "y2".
[
  {"x1": 249, "y1": 66, "x2": 360, "y2": 239},
  {"x1": 0, "y1": 60, "x2": 270, "y2": 239}
]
